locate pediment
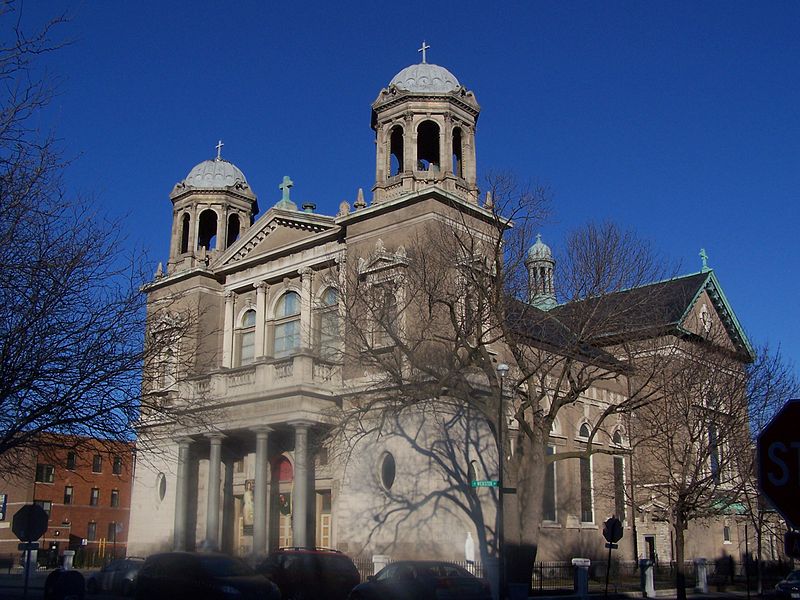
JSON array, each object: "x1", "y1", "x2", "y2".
[
  {"x1": 357, "y1": 239, "x2": 409, "y2": 282},
  {"x1": 216, "y1": 209, "x2": 336, "y2": 267},
  {"x1": 677, "y1": 272, "x2": 753, "y2": 360}
]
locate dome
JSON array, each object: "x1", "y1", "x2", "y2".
[
  {"x1": 183, "y1": 158, "x2": 248, "y2": 190},
  {"x1": 527, "y1": 234, "x2": 553, "y2": 261},
  {"x1": 390, "y1": 62, "x2": 460, "y2": 94}
]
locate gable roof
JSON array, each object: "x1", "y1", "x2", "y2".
[
  {"x1": 214, "y1": 208, "x2": 338, "y2": 270},
  {"x1": 550, "y1": 271, "x2": 754, "y2": 361}
]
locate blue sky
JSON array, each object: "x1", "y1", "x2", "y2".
[{"x1": 20, "y1": 1, "x2": 800, "y2": 369}]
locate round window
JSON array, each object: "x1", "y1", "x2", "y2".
[
  {"x1": 156, "y1": 472, "x2": 167, "y2": 502},
  {"x1": 380, "y1": 452, "x2": 396, "y2": 491}
]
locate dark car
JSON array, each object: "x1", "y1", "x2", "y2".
[
  {"x1": 134, "y1": 552, "x2": 280, "y2": 600},
  {"x1": 348, "y1": 560, "x2": 491, "y2": 600},
  {"x1": 257, "y1": 547, "x2": 360, "y2": 600},
  {"x1": 87, "y1": 557, "x2": 144, "y2": 596},
  {"x1": 775, "y1": 570, "x2": 800, "y2": 599}
]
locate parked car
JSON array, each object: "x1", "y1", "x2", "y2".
[
  {"x1": 257, "y1": 547, "x2": 360, "y2": 600},
  {"x1": 87, "y1": 557, "x2": 145, "y2": 596},
  {"x1": 775, "y1": 570, "x2": 800, "y2": 599},
  {"x1": 134, "y1": 552, "x2": 280, "y2": 600},
  {"x1": 347, "y1": 560, "x2": 491, "y2": 600}
]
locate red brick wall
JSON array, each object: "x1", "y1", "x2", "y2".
[{"x1": 0, "y1": 437, "x2": 135, "y2": 560}]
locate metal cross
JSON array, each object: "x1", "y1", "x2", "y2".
[
  {"x1": 418, "y1": 41, "x2": 430, "y2": 64},
  {"x1": 279, "y1": 175, "x2": 294, "y2": 202},
  {"x1": 699, "y1": 248, "x2": 709, "y2": 272},
  {"x1": 216, "y1": 140, "x2": 224, "y2": 160}
]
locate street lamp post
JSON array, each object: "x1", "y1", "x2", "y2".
[{"x1": 496, "y1": 362, "x2": 510, "y2": 600}]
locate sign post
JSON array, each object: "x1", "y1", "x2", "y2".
[
  {"x1": 602, "y1": 517, "x2": 624, "y2": 600},
  {"x1": 12, "y1": 504, "x2": 49, "y2": 600},
  {"x1": 757, "y1": 398, "x2": 800, "y2": 557}
]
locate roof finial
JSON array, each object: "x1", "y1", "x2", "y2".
[
  {"x1": 215, "y1": 140, "x2": 224, "y2": 161},
  {"x1": 418, "y1": 41, "x2": 430, "y2": 64},
  {"x1": 279, "y1": 175, "x2": 294, "y2": 202},
  {"x1": 699, "y1": 248, "x2": 710, "y2": 273}
]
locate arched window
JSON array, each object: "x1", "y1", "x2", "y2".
[
  {"x1": 416, "y1": 120, "x2": 440, "y2": 172},
  {"x1": 452, "y1": 127, "x2": 463, "y2": 178},
  {"x1": 612, "y1": 430, "x2": 623, "y2": 446},
  {"x1": 274, "y1": 291, "x2": 301, "y2": 357},
  {"x1": 197, "y1": 209, "x2": 218, "y2": 250},
  {"x1": 238, "y1": 309, "x2": 257, "y2": 365},
  {"x1": 389, "y1": 125, "x2": 404, "y2": 176},
  {"x1": 158, "y1": 348, "x2": 177, "y2": 389},
  {"x1": 226, "y1": 214, "x2": 241, "y2": 248},
  {"x1": 372, "y1": 286, "x2": 398, "y2": 347},
  {"x1": 180, "y1": 213, "x2": 190, "y2": 253},
  {"x1": 578, "y1": 422, "x2": 591, "y2": 439},
  {"x1": 317, "y1": 287, "x2": 340, "y2": 361}
]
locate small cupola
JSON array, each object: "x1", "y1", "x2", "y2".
[
  {"x1": 371, "y1": 43, "x2": 480, "y2": 205},
  {"x1": 525, "y1": 234, "x2": 556, "y2": 310},
  {"x1": 167, "y1": 141, "x2": 258, "y2": 274}
]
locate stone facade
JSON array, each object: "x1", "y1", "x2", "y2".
[{"x1": 128, "y1": 56, "x2": 755, "y2": 569}]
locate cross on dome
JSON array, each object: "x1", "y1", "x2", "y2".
[
  {"x1": 418, "y1": 41, "x2": 430, "y2": 64},
  {"x1": 215, "y1": 140, "x2": 224, "y2": 161}
]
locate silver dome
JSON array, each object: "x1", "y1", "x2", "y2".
[
  {"x1": 184, "y1": 159, "x2": 248, "y2": 190},
  {"x1": 527, "y1": 234, "x2": 553, "y2": 261},
  {"x1": 390, "y1": 63, "x2": 460, "y2": 94}
]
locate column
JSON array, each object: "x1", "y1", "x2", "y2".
[
  {"x1": 298, "y1": 267, "x2": 313, "y2": 350},
  {"x1": 206, "y1": 434, "x2": 224, "y2": 548},
  {"x1": 254, "y1": 282, "x2": 268, "y2": 359},
  {"x1": 222, "y1": 292, "x2": 234, "y2": 368},
  {"x1": 290, "y1": 421, "x2": 312, "y2": 547},
  {"x1": 253, "y1": 426, "x2": 272, "y2": 556},
  {"x1": 173, "y1": 438, "x2": 192, "y2": 551}
]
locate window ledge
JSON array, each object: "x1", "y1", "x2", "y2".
[{"x1": 540, "y1": 521, "x2": 562, "y2": 529}]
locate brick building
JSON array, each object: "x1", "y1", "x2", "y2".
[{"x1": 0, "y1": 436, "x2": 135, "y2": 564}]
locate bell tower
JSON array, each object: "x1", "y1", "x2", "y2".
[
  {"x1": 167, "y1": 142, "x2": 258, "y2": 274},
  {"x1": 371, "y1": 44, "x2": 480, "y2": 204}
]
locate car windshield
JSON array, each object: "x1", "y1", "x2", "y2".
[{"x1": 198, "y1": 556, "x2": 254, "y2": 577}]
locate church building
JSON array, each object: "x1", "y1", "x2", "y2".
[{"x1": 128, "y1": 51, "x2": 754, "y2": 567}]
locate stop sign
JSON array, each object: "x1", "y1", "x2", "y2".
[
  {"x1": 12, "y1": 504, "x2": 48, "y2": 542},
  {"x1": 758, "y1": 399, "x2": 800, "y2": 528}
]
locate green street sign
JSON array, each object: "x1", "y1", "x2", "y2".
[{"x1": 471, "y1": 480, "x2": 499, "y2": 488}]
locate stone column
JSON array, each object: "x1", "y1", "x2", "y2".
[
  {"x1": 222, "y1": 292, "x2": 234, "y2": 368},
  {"x1": 290, "y1": 420, "x2": 312, "y2": 547},
  {"x1": 173, "y1": 438, "x2": 192, "y2": 551},
  {"x1": 254, "y1": 282, "x2": 268, "y2": 359},
  {"x1": 206, "y1": 434, "x2": 224, "y2": 548},
  {"x1": 253, "y1": 426, "x2": 272, "y2": 556},
  {"x1": 298, "y1": 267, "x2": 314, "y2": 350}
]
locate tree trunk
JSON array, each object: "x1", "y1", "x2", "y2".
[
  {"x1": 505, "y1": 430, "x2": 547, "y2": 594},
  {"x1": 674, "y1": 515, "x2": 687, "y2": 600}
]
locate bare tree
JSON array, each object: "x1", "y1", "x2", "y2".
[
  {"x1": 738, "y1": 345, "x2": 799, "y2": 593},
  {"x1": 630, "y1": 321, "x2": 757, "y2": 600},
  {"x1": 330, "y1": 173, "x2": 688, "y2": 591},
  {"x1": 0, "y1": 2, "x2": 193, "y2": 476}
]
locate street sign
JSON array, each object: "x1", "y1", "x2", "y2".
[
  {"x1": 785, "y1": 531, "x2": 800, "y2": 559},
  {"x1": 12, "y1": 504, "x2": 48, "y2": 542},
  {"x1": 757, "y1": 398, "x2": 800, "y2": 528},
  {"x1": 603, "y1": 517, "x2": 624, "y2": 544},
  {"x1": 471, "y1": 480, "x2": 499, "y2": 488}
]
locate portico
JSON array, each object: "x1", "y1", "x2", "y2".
[{"x1": 171, "y1": 420, "x2": 324, "y2": 556}]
